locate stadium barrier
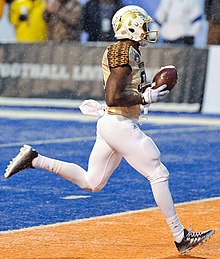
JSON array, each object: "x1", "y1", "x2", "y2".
[{"x1": 0, "y1": 42, "x2": 209, "y2": 112}]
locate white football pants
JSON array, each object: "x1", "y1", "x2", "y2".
[
  {"x1": 33, "y1": 113, "x2": 184, "y2": 241},
  {"x1": 34, "y1": 113, "x2": 169, "y2": 192}
]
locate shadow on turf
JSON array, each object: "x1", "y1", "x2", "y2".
[
  {"x1": 21, "y1": 258, "x2": 84, "y2": 259},
  {"x1": 163, "y1": 255, "x2": 208, "y2": 259}
]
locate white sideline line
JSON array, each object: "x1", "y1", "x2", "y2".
[
  {"x1": 0, "y1": 126, "x2": 219, "y2": 148},
  {"x1": 144, "y1": 125, "x2": 220, "y2": 134},
  {"x1": 0, "y1": 197, "x2": 219, "y2": 235},
  {"x1": 1, "y1": 108, "x2": 220, "y2": 126},
  {"x1": 0, "y1": 97, "x2": 199, "y2": 112},
  {"x1": 0, "y1": 136, "x2": 96, "y2": 148},
  {"x1": 0, "y1": 97, "x2": 84, "y2": 108}
]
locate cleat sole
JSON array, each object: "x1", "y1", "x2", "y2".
[{"x1": 4, "y1": 145, "x2": 33, "y2": 178}]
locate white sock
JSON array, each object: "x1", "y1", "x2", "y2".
[
  {"x1": 32, "y1": 155, "x2": 92, "y2": 190},
  {"x1": 166, "y1": 215, "x2": 184, "y2": 243},
  {"x1": 151, "y1": 180, "x2": 184, "y2": 242}
]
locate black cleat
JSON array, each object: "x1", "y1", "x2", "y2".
[
  {"x1": 175, "y1": 228, "x2": 215, "y2": 255},
  {"x1": 4, "y1": 144, "x2": 38, "y2": 179}
]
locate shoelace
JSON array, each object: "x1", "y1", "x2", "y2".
[
  {"x1": 187, "y1": 231, "x2": 203, "y2": 239},
  {"x1": 185, "y1": 230, "x2": 209, "y2": 246},
  {"x1": 184, "y1": 225, "x2": 203, "y2": 243}
]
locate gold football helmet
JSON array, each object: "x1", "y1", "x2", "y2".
[{"x1": 112, "y1": 5, "x2": 158, "y2": 46}]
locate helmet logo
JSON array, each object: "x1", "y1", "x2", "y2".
[{"x1": 117, "y1": 11, "x2": 138, "y2": 31}]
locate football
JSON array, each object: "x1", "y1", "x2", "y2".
[{"x1": 152, "y1": 65, "x2": 178, "y2": 91}]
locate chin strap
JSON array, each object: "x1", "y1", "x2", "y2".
[{"x1": 139, "y1": 40, "x2": 148, "y2": 47}]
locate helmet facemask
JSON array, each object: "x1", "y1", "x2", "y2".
[{"x1": 141, "y1": 20, "x2": 158, "y2": 43}]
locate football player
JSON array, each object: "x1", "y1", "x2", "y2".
[{"x1": 4, "y1": 5, "x2": 214, "y2": 255}]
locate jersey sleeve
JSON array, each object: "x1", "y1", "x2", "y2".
[{"x1": 107, "y1": 41, "x2": 130, "y2": 69}]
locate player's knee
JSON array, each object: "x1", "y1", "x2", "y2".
[
  {"x1": 82, "y1": 186, "x2": 104, "y2": 193},
  {"x1": 82, "y1": 179, "x2": 106, "y2": 193},
  {"x1": 76, "y1": 181, "x2": 97, "y2": 192},
  {"x1": 149, "y1": 163, "x2": 169, "y2": 185},
  {"x1": 91, "y1": 181, "x2": 107, "y2": 192}
]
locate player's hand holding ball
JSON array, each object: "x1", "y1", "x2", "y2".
[
  {"x1": 142, "y1": 85, "x2": 169, "y2": 104},
  {"x1": 152, "y1": 65, "x2": 178, "y2": 91},
  {"x1": 141, "y1": 65, "x2": 178, "y2": 104}
]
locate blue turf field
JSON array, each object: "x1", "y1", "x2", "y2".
[{"x1": 0, "y1": 108, "x2": 220, "y2": 231}]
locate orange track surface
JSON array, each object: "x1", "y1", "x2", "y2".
[{"x1": 0, "y1": 199, "x2": 219, "y2": 259}]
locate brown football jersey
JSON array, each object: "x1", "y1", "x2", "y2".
[{"x1": 102, "y1": 40, "x2": 146, "y2": 119}]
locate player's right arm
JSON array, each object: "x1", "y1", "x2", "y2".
[
  {"x1": 105, "y1": 65, "x2": 143, "y2": 107},
  {"x1": 105, "y1": 66, "x2": 168, "y2": 107}
]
